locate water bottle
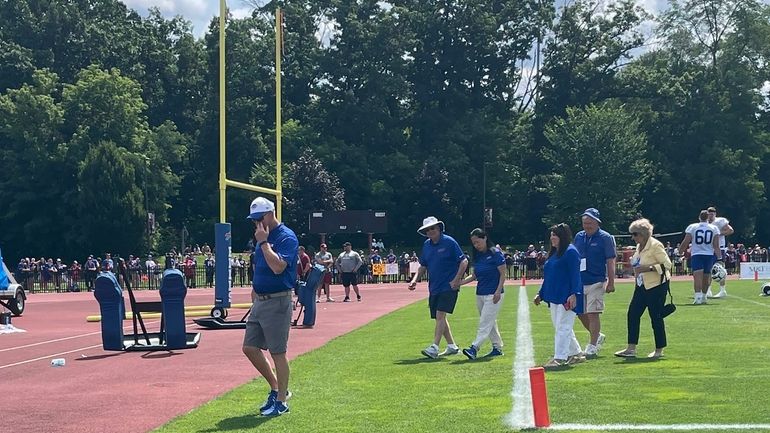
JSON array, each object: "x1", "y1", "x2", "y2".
[{"x1": 51, "y1": 358, "x2": 66, "y2": 367}]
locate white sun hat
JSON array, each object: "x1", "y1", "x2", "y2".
[{"x1": 417, "y1": 216, "x2": 445, "y2": 236}]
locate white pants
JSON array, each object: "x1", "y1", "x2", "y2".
[
  {"x1": 549, "y1": 302, "x2": 581, "y2": 360},
  {"x1": 472, "y1": 293, "x2": 504, "y2": 349}
]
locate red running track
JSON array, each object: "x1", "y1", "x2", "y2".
[{"x1": 0, "y1": 283, "x2": 427, "y2": 433}]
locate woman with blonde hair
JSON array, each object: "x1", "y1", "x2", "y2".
[{"x1": 615, "y1": 218, "x2": 672, "y2": 359}]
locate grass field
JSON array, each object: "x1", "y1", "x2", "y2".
[{"x1": 155, "y1": 279, "x2": 770, "y2": 433}]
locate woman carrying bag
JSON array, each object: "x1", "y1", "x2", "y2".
[{"x1": 615, "y1": 218, "x2": 673, "y2": 359}]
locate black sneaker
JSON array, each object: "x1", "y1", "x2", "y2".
[
  {"x1": 343, "y1": 297, "x2": 351, "y2": 302},
  {"x1": 357, "y1": 295, "x2": 361, "y2": 302}
]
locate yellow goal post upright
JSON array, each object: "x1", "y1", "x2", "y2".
[{"x1": 211, "y1": 3, "x2": 284, "y2": 319}]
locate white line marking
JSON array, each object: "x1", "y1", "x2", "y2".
[
  {"x1": 0, "y1": 331, "x2": 102, "y2": 352},
  {"x1": 723, "y1": 293, "x2": 770, "y2": 308},
  {"x1": 0, "y1": 319, "x2": 161, "y2": 353},
  {"x1": 549, "y1": 424, "x2": 770, "y2": 430},
  {"x1": 506, "y1": 285, "x2": 535, "y2": 429},
  {"x1": 0, "y1": 344, "x2": 104, "y2": 370}
]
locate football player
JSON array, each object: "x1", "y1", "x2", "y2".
[
  {"x1": 679, "y1": 210, "x2": 722, "y2": 305},
  {"x1": 706, "y1": 206, "x2": 734, "y2": 298}
]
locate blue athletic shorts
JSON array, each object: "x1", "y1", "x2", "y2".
[{"x1": 691, "y1": 255, "x2": 715, "y2": 272}]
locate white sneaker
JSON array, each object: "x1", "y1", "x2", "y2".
[
  {"x1": 713, "y1": 289, "x2": 727, "y2": 298},
  {"x1": 693, "y1": 293, "x2": 702, "y2": 305},
  {"x1": 585, "y1": 344, "x2": 598, "y2": 358},
  {"x1": 439, "y1": 346, "x2": 460, "y2": 356},
  {"x1": 596, "y1": 333, "x2": 606, "y2": 351},
  {"x1": 421, "y1": 345, "x2": 439, "y2": 359},
  {"x1": 706, "y1": 288, "x2": 714, "y2": 298}
]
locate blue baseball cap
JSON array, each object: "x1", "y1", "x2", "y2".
[
  {"x1": 581, "y1": 208, "x2": 602, "y2": 223},
  {"x1": 247, "y1": 197, "x2": 275, "y2": 220}
]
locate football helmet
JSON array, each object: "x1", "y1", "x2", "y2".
[
  {"x1": 762, "y1": 282, "x2": 770, "y2": 296},
  {"x1": 711, "y1": 262, "x2": 727, "y2": 283}
]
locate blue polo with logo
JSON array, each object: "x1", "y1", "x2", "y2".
[
  {"x1": 573, "y1": 229, "x2": 616, "y2": 285},
  {"x1": 252, "y1": 223, "x2": 299, "y2": 294},
  {"x1": 474, "y1": 247, "x2": 505, "y2": 296},
  {"x1": 419, "y1": 234, "x2": 465, "y2": 295}
]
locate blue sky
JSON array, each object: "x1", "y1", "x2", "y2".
[{"x1": 124, "y1": 0, "x2": 674, "y2": 39}]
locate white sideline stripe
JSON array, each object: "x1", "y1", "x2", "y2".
[
  {"x1": 506, "y1": 285, "x2": 535, "y2": 429},
  {"x1": 0, "y1": 319, "x2": 161, "y2": 353},
  {"x1": 724, "y1": 293, "x2": 770, "y2": 309},
  {"x1": 0, "y1": 344, "x2": 103, "y2": 370},
  {"x1": 548, "y1": 424, "x2": 770, "y2": 430}
]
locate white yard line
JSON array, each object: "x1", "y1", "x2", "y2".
[
  {"x1": 506, "y1": 285, "x2": 535, "y2": 430},
  {"x1": 548, "y1": 423, "x2": 770, "y2": 430}
]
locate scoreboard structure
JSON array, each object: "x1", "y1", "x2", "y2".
[{"x1": 308, "y1": 210, "x2": 387, "y2": 234}]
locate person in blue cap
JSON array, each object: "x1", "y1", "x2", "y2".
[
  {"x1": 573, "y1": 208, "x2": 616, "y2": 358},
  {"x1": 242, "y1": 197, "x2": 298, "y2": 417}
]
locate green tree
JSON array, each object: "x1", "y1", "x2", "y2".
[{"x1": 542, "y1": 104, "x2": 651, "y2": 232}]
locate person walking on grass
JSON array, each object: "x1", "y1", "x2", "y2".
[
  {"x1": 678, "y1": 210, "x2": 722, "y2": 305},
  {"x1": 460, "y1": 228, "x2": 505, "y2": 360},
  {"x1": 336, "y1": 242, "x2": 363, "y2": 302},
  {"x1": 533, "y1": 223, "x2": 585, "y2": 369},
  {"x1": 614, "y1": 218, "x2": 672, "y2": 360},
  {"x1": 706, "y1": 206, "x2": 734, "y2": 298},
  {"x1": 408, "y1": 216, "x2": 468, "y2": 359},
  {"x1": 573, "y1": 208, "x2": 616, "y2": 359},
  {"x1": 242, "y1": 197, "x2": 298, "y2": 417}
]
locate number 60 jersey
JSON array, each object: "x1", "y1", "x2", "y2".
[{"x1": 685, "y1": 221, "x2": 720, "y2": 257}]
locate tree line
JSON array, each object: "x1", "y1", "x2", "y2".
[{"x1": 1, "y1": 0, "x2": 769, "y2": 263}]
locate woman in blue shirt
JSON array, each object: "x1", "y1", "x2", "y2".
[
  {"x1": 533, "y1": 223, "x2": 584, "y2": 369},
  {"x1": 459, "y1": 228, "x2": 506, "y2": 360}
]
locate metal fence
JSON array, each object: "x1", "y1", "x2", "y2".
[{"x1": 14, "y1": 255, "x2": 761, "y2": 294}]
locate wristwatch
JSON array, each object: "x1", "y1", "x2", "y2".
[{"x1": 258, "y1": 240, "x2": 268, "y2": 248}]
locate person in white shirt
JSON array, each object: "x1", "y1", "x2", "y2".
[
  {"x1": 706, "y1": 206, "x2": 734, "y2": 298},
  {"x1": 679, "y1": 210, "x2": 722, "y2": 305}
]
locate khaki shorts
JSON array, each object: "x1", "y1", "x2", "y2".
[
  {"x1": 583, "y1": 282, "x2": 605, "y2": 313},
  {"x1": 243, "y1": 290, "x2": 293, "y2": 354}
]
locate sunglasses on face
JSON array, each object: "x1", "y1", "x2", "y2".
[{"x1": 252, "y1": 216, "x2": 265, "y2": 223}]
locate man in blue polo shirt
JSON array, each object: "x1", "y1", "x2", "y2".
[
  {"x1": 573, "y1": 208, "x2": 616, "y2": 358},
  {"x1": 408, "y1": 216, "x2": 468, "y2": 359},
  {"x1": 242, "y1": 197, "x2": 298, "y2": 417}
]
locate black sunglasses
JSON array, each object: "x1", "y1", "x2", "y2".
[{"x1": 252, "y1": 215, "x2": 265, "y2": 223}]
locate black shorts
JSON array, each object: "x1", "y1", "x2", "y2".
[
  {"x1": 428, "y1": 290, "x2": 459, "y2": 319},
  {"x1": 341, "y1": 272, "x2": 358, "y2": 287}
]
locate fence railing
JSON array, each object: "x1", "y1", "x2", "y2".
[{"x1": 13, "y1": 257, "x2": 760, "y2": 294}]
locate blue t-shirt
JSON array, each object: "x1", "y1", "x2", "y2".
[
  {"x1": 473, "y1": 248, "x2": 505, "y2": 296},
  {"x1": 419, "y1": 234, "x2": 465, "y2": 295},
  {"x1": 573, "y1": 229, "x2": 616, "y2": 285},
  {"x1": 252, "y1": 224, "x2": 299, "y2": 294},
  {"x1": 538, "y1": 245, "x2": 584, "y2": 314}
]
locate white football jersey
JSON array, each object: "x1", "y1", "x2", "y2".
[
  {"x1": 711, "y1": 217, "x2": 729, "y2": 249},
  {"x1": 685, "y1": 222, "x2": 719, "y2": 256}
]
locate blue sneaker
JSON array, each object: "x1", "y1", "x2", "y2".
[
  {"x1": 485, "y1": 347, "x2": 504, "y2": 357},
  {"x1": 261, "y1": 400, "x2": 289, "y2": 417},
  {"x1": 259, "y1": 390, "x2": 292, "y2": 414},
  {"x1": 259, "y1": 390, "x2": 277, "y2": 413},
  {"x1": 462, "y1": 345, "x2": 478, "y2": 360}
]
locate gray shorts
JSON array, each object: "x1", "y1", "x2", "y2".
[{"x1": 243, "y1": 290, "x2": 293, "y2": 354}]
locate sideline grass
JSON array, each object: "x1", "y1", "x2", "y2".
[{"x1": 155, "y1": 279, "x2": 770, "y2": 433}]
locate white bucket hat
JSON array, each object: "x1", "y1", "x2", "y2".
[{"x1": 417, "y1": 216, "x2": 445, "y2": 236}]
